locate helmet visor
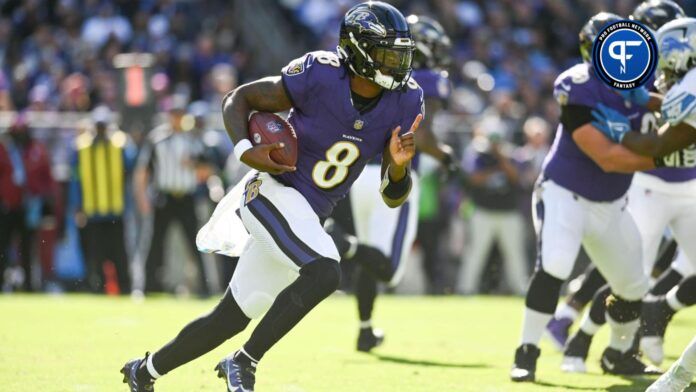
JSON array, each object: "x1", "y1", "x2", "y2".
[{"x1": 369, "y1": 46, "x2": 413, "y2": 79}]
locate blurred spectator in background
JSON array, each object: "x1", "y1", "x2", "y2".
[
  {"x1": 134, "y1": 96, "x2": 212, "y2": 296},
  {"x1": 0, "y1": 114, "x2": 56, "y2": 291},
  {"x1": 458, "y1": 116, "x2": 528, "y2": 295},
  {"x1": 72, "y1": 106, "x2": 136, "y2": 294}
]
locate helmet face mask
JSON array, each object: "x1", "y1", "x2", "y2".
[{"x1": 338, "y1": 1, "x2": 415, "y2": 90}]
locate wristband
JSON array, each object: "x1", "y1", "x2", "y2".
[
  {"x1": 380, "y1": 166, "x2": 412, "y2": 200},
  {"x1": 234, "y1": 139, "x2": 253, "y2": 161}
]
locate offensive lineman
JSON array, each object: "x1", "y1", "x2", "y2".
[
  {"x1": 509, "y1": 12, "x2": 689, "y2": 382},
  {"x1": 546, "y1": 0, "x2": 688, "y2": 353},
  {"x1": 591, "y1": 17, "x2": 696, "y2": 391},
  {"x1": 560, "y1": 0, "x2": 696, "y2": 372},
  {"x1": 120, "y1": 3, "x2": 424, "y2": 391},
  {"x1": 328, "y1": 14, "x2": 457, "y2": 352}
]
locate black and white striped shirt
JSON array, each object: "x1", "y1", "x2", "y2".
[{"x1": 137, "y1": 125, "x2": 207, "y2": 194}]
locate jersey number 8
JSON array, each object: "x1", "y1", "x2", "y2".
[{"x1": 312, "y1": 141, "x2": 360, "y2": 189}]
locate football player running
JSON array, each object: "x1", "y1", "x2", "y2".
[
  {"x1": 328, "y1": 13, "x2": 457, "y2": 353},
  {"x1": 510, "y1": 12, "x2": 685, "y2": 382},
  {"x1": 120, "y1": 2, "x2": 424, "y2": 391}
]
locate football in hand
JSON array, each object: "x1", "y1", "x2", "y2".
[{"x1": 248, "y1": 112, "x2": 298, "y2": 167}]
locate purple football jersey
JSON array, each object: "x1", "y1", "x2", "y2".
[
  {"x1": 276, "y1": 51, "x2": 424, "y2": 218},
  {"x1": 413, "y1": 69, "x2": 451, "y2": 101},
  {"x1": 411, "y1": 69, "x2": 450, "y2": 170},
  {"x1": 543, "y1": 63, "x2": 650, "y2": 201}
]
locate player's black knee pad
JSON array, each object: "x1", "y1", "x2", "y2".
[
  {"x1": 301, "y1": 257, "x2": 342, "y2": 296},
  {"x1": 605, "y1": 294, "x2": 641, "y2": 323},
  {"x1": 525, "y1": 268, "x2": 563, "y2": 314},
  {"x1": 676, "y1": 276, "x2": 696, "y2": 306}
]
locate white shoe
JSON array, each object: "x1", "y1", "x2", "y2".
[
  {"x1": 641, "y1": 336, "x2": 665, "y2": 366},
  {"x1": 646, "y1": 363, "x2": 694, "y2": 392},
  {"x1": 561, "y1": 356, "x2": 587, "y2": 373}
]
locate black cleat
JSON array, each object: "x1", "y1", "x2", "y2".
[
  {"x1": 357, "y1": 327, "x2": 385, "y2": 352},
  {"x1": 561, "y1": 330, "x2": 594, "y2": 373},
  {"x1": 600, "y1": 347, "x2": 662, "y2": 375},
  {"x1": 215, "y1": 351, "x2": 256, "y2": 392},
  {"x1": 510, "y1": 344, "x2": 540, "y2": 382},
  {"x1": 120, "y1": 353, "x2": 154, "y2": 392}
]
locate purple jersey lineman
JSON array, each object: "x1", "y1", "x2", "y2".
[
  {"x1": 411, "y1": 69, "x2": 450, "y2": 170},
  {"x1": 412, "y1": 69, "x2": 451, "y2": 102},
  {"x1": 276, "y1": 51, "x2": 424, "y2": 218},
  {"x1": 543, "y1": 63, "x2": 650, "y2": 201}
]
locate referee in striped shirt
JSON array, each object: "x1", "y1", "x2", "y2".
[{"x1": 134, "y1": 97, "x2": 211, "y2": 296}]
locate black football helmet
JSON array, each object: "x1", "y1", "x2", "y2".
[
  {"x1": 579, "y1": 12, "x2": 622, "y2": 62},
  {"x1": 406, "y1": 14, "x2": 451, "y2": 70},
  {"x1": 630, "y1": 0, "x2": 686, "y2": 32},
  {"x1": 338, "y1": 1, "x2": 415, "y2": 90}
]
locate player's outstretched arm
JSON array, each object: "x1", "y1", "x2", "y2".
[
  {"x1": 621, "y1": 122, "x2": 696, "y2": 157},
  {"x1": 222, "y1": 76, "x2": 296, "y2": 174}
]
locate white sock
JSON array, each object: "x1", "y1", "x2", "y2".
[
  {"x1": 607, "y1": 315, "x2": 640, "y2": 353},
  {"x1": 677, "y1": 337, "x2": 696, "y2": 374},
  {"x1": 520, "y1": 308, "x2": 553, "y2": 346},
  {"x1": 578, "y1": 312, "x2": 601, "y2": 336},
  {"x1": 240, "y1": 347, "x2": 259, "y2": 363},
  {"x1": 666, "y1": 286, "x2": 686, "y2": 312},
  {"x1": 360, "y1": 320, "x2": 372, "y2": 329},
  {"x1": 555, "y1": 304, "x2": 579, "y2": 321},
  {"x1": 146, "y1": 353, "x2": 162, "y2": 379}
]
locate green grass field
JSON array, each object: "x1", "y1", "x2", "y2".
[{"x1": 1, "y1": 294, "x2": 694, "y2": 391}]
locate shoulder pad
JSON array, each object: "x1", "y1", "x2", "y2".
[{"x1": 553, "y1": 63, "x2": 598, "y2": 107}]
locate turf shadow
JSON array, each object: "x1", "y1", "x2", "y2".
[
  {"x1": 369, "y1": 353, "x2": 489, "y2": 369},
  {"x1": 533, "y1": 380, "x2": 605, "y2": 390}
]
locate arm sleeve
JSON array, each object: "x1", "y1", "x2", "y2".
[{"x1": 560, "y1": 104, "x2": 594, "y2": 133}]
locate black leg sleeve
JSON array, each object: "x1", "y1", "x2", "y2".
[
  {"x1": 651, "y1": 239, "x2": 678, "y2": 277},
  {"x1": 650, "y1": 267, "x2": 684, "y2": 296},
  {"x1": 147, "y1": 288, "x2": 250, "y2": 376},
  {"x1": 675, "y1": 275, "x2": 696, "y2": 306},
  {"x1": 243, "y1": 258, "x2": 341, "y2": 360},
  {"x1": 355, "y1": 266, "x2": 378, "y2": 322},
  {"x1": 570, "y1": 266, "x2": 607, "y2": 308},
  {"x1": 588, "y1": 284, "x2": 612, "y2": 325}
]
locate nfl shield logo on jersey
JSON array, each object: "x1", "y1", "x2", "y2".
[{"x1": 353, "y1": 119, "x2": 364, "y2": 130}]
